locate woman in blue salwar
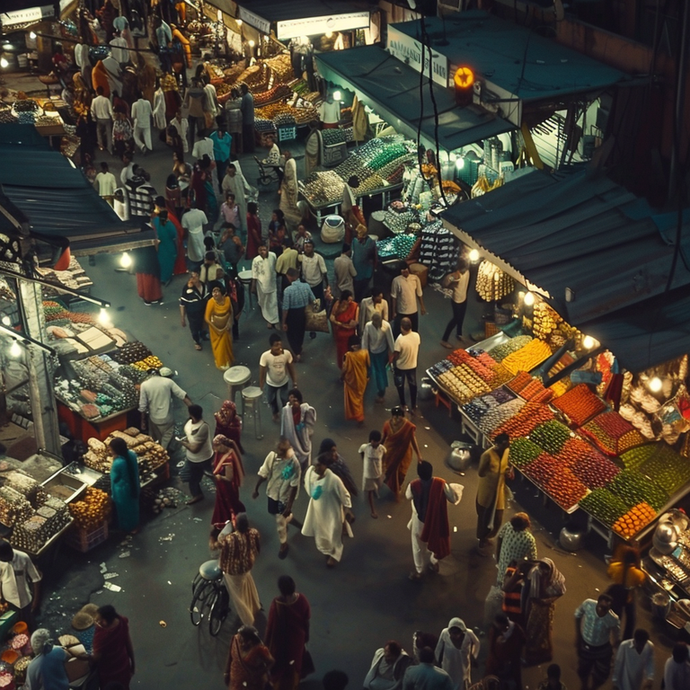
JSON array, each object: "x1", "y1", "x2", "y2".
[{"x1": 108, "y1": 437, "x2": 141, "y2": 534}]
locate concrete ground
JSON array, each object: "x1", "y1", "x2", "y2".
[{"x1": 16, "y1": 82, "x2": 676, "y2": 690}]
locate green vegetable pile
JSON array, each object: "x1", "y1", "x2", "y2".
[{"x1": 530, "y1": 420, "x2": 572, "y2": 455}]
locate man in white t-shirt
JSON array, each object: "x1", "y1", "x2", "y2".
[
  {"x1": 391, "y1": 264, "x2": 426, "y2": 336},
  {"x1": 180, "y1": 404, "x2": 214, "y2": 505},
  {"x1": 181, "y1": 202, "x2": 208, "y2": 271},
  {"x1": 392, "y1": 317, "x2": 421, "y2": 413},
  {"x1": 259, "y1": 333, "x2": 298, "y2": 422},
  {"x1": 95, "y1": 161, "x2": 117, "y2": 206},
  {"x1": 0, "y1": 541, "x2": 41, "y2": 625},
  {"x1": 298, "y1": 240, "x2": 328, "y2": 303}
]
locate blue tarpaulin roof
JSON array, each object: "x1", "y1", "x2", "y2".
[
  {"x1": 315, "y1": 45, "x2": 514, "y2": 152},
  {"x1": 392, "y1": 11, "x2": 628, "y2": 102},
  {"x1": 441, "y1": 168, "x2": 690, "y2": 372},
  {"x1": 0, "y1": 125, "x2": 152, "y2": 255}
]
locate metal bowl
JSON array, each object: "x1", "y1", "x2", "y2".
[
  {"x1": 446, "y1": 441, "x2": 475, "y2": 472},
  {"x1": 559, "y1": 525, "x2": 585, "y2": 551},
  {"x1": 418, "y1": 377, "x2": 435, "y2": 401}
]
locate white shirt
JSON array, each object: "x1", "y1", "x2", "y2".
[
  {"x1": 109, "y1": 36, "x2": 129, "y2": 64},
  {"x1": 319, "y1": 100, "x2": 340, "y2": 124},
  {"x1": 359, "y1": 297, "x2": 389, "y2": 333},
  {"x1": 258, "y1": 450, "x2": 301, "y2": 504},
  {"x1": 299, "y1": 253, "x2": 327, "y2": 287},
  {"x1": 359, "y1": 443, "x2": 386, "y2": 480},
  {"x1": 95, "y1": 171, "x2": 117, "y2": 197},
  {"x1": 664, "y1": 656, "x2": 690, "y2": 690},
  {"x1": 435, "y1": 623, "x2": 480, "y2": 690},
  {"x1": 184, "y1": 419, "x2": 213, "y2": 463},
  {"x1": 120, "y1": 161, "x2": 136, "y2": 186},
  {"x1": 391, "y1": 274, "x2": 422, "y2": 315},
  {"x1": 394, "y1": 331, "x2": 421, "y2": 370},
  {"x1": 181, "y1": 209, "x2": 208, "y2": 263},
  {"x1": 0, "y1": 550, "x2": 41, "y2": 608},
  {"x1": 252, "y1": 253, "x2": 278, "y2": 291},
  {"x1": 260, "y1": 349, "x2": 293, "y2": 388},
  {"x1": 91, "y1": 94, "x2": 113, "y2": 121},
  {"x1": 362, "y1": 320, "x2": 394, "y2": 355},
  {"x1": 612, "y1": 639, "x2": 654, "y2": 690},
  {"x1": 138, "y1": 376, "x2": 187, "y2": 424},
  {"x1": 131, "y1": 98, "x2": 153, "y2": 128},
  {"x1": 449, "y1": 271, "x2": 470, "y2": 304},
  {"x1": 192, "y1": 137, "x2": 215, "y2": 161}
]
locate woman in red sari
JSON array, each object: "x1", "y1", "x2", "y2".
[
  {"x1": 330, "y1": 290, "x2": 359, "y2": 369},
  {"x1": 211, "y1": 435, "x2": 246, "y2": 528},
  {"x1": 246, "y1": 202, "x2": 262, "y2": 261},
  {"x1": 91, "y1": 605, "x2": 135, "y2": 689},
  {"x1": 265, "y1": 575, "x2": 312, "y2": 690},
  {"x1": 381, "y1": 406, "x2": 423, "y2": 500},
  {"x1": 225, "y1": 626, "x2": 274, "y2": 690},
  {"x1": 214, "y1": 400, "x2": 244, "y2": 453}
]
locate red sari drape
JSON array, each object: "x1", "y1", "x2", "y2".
[
  {"x1": 333, "y1": 300, "x2": 358, "y2": 369},
  {"x1": 211, "y1": 447, "x2": 246, "y2": 528},
  {"x1": 92, "y1": 616, "x2": 133, "y2": 689}
]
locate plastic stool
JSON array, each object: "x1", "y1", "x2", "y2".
[
  {"x1": 241, "y1": 386, "x2": 264, "y2": 440},
  {"x1": 223, "y1": 366, "x2": 251, "y2": 413}
]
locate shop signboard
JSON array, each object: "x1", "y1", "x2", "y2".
[
  {"x1": 387, "y1": 24, "x2": 449, "y2": 88},
  {"x1": 1, "y1": 3, "x2": 53, "y2": 27},
  {"x1": 237, "y1": 6, "x2": 271, "y2": 35},
  {"x1": 276, "y1": 11, "x2": 370, "y2": 40}
]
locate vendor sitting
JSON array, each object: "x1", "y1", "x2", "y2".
[{"x1": 262, "y1": 136, "x2": 285, "y2": 184}]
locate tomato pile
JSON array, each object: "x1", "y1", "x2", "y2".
[
  {"x1": 543, "y1": 469, "x2": 588, "y2": 511},
  {"x1": 552, "y1": 383, "x2": 607, "y2": 426}
]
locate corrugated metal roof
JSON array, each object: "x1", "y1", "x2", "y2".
[
  {"x1": 230, "y1": 0, "x2": 366, "y2": 23},
  {"x1": 316, "y1": 45, "x2": 514, "y2": 152},
  {"x1": 392, "y1": 11, "x2": 628, "y2": 102}
]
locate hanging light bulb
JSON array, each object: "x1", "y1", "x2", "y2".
[
  {"x1": 120, "y1": 252, "x2": 132, "y2": 268},
  {"x1": 649, "y1": 376, "x2": 663, "y2": 393},
  {"x1": 455, "y1": 157, "x2": 465, "y2": 170},
  {"x1": 582, "y1": 335, "x2": 595, "y2": 349},
  {"x1": 1, "y1": 316, "x2": 10, "y2": 326},
  {"x1": 325, "y1": 31, "x2": 333, "y2": 38},
  {"x1": 29, "y1": 32, "x2": 37, "y2": 40},
  {"x1": 523, "y1": 291, "x2": 535, "y2": 307},
  {"x1": 98, "y1": 308, "x2": 109, "y2": 325},
  {"x1": 468, "y1": 248, "x2": 480, "y2": 262},
  {"x1": 236, "y1": 19, "x2": 242, "y2": 26},
  {"x1": 248, "y1": 39, "x2": 255, "y2": 48},
  {"x1": 9, "y1": 340, "x2": 21, "y2": 358},
  {"x1": 333, "y1": 90, "x2": 342, "y2": 102},
  {"x1": 0, "y1": 58, "x2": 9, "y2": 70}
]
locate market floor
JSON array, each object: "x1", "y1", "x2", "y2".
[{"x1": 37, "y1": 147, "x2": 676, "y2": 690}]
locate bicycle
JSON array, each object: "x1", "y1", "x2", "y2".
[{"x1": 189, "y1": 559, "x2": 231, "y2": 636}]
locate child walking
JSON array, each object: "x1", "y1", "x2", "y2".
[{"x1": 359, "y1": 430, "x2": 386, "y2": 518}]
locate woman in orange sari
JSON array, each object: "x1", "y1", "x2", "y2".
[
  {"x1": 205, "y1": 282, "x2": 233, "y2": 370},
  {"x1": 330, "y1": 290, "x2": 359, "y2": 369},
  {"x1": 381, "y1": 406, "x2": 423, "y2": 500},
  {"x1": 341, "y1": 335, "x2": 370, "y2": 425},
  {"x1": 225, "y1": 626, "x2": 274, "y2": 690}
]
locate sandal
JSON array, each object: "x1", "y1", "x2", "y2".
[{"x1": 194, "y1": 343, "x2": 202, "y2": 351}]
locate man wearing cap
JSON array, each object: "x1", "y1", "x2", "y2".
[
  {"x1": 138, "y1": 369, "x2": 192, "y2": 449},
  {"x1": 0, "y1": 540, "x2": 42, "y2": 627}
]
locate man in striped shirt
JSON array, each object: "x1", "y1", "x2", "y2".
[
  {"x1": 281, "y1": 268, "x2": 315, "y2": 362},
  {"x1": 126, "y1": 168, "x2": 156, "y2": 220}
]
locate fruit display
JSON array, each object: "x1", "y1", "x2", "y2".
[
  {"x1": 619, "y1": 443, "x2": 656, "y2": 471},
  {"x1": 476, "y1": 398, "x2": 526, "y2": 435},
  {"x1": 552, "y1": 383, "x2": 607, "y2": 426},
  {"x1": 376, "y1": 234, "x2": 418, "y2": 261},
  {"x1": 579, "y1": 488, "x2": 629, "y2": 527},
  {"x1": 579, "y1": 411, "x2": 646, "y2": 456},
  {"x1": 556, "y1": 438, "x2": 620, "y2": 488},
  {"x1": 509, "y1": 438, "x2": 544, "y2": 468},
  {"x1": 447, "y1": 349, "x2": 496, "y2": 383},
  {"x1": 529, "y1": 420, "x2": 572, "y2": 454},
  {"x1": 437, "y1": 365, "x2": 492, "y2": 405},
  {"x1": 607, "y1": 469, "x2": 669, "y2": 512},
  {"x1": 68, "y1": 487, "x2": 111, "y2": 530},
  {"x1": 532, "y1": 301, "x2": 563, "y2": 339},
  {"x1": 476, "y1": 261, "x2": 515, "y2": 301},
  {"x1": 492, "y1": 401, "x2": 555, "y2": 440},
  {"x1": 506, "y1": 372, "x2": 553, "y2": 402},
  {"x1": 639, "y1": 443, "x2": 690, "y2": 495},
  {"x1": 543, "y1": 468, "x2": 588, "y2": 511},
  {"x1": 489, "y1": 336, "x2": 533, "y2": 362},
  {"x1": 111, "y1": 341, "x2": 152, "y2": 365},
  {"x1": 301, "y1": 170, "x2": 345, "y2": 205},
  {"x1": 501, "y1": 339, "x2": 552, "y2": 375},
  {"x1": 82, "y1": 429, "x2": 169, "y2": 477},
  {"x1": 131, "y1": 356, "x2": 164, "y2": 371},
  {"x1": 612, "y1": 502, "x2": 657, "y2": 539}
]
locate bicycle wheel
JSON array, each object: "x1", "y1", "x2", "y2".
[
  {"x1": 191, "y1": 573, "x2": 203, "y2": 597},
  {"x1": 190, "y1": 581, "x2": 212, "y2": 626},
  {"x1": 209, "y1": 585, "x2": 229, "y2": 636}
]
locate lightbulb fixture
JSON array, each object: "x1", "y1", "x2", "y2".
[
  {"x1": 523, "y1": 291, "x2": 535, "y2": 307},
  {"x1": 248, "y1": 39, "x2": 255, "y2": 48},
  {"x1": 9, "y1": 340, "x2": 21, "y2": 358},
  {"x1": 325, "y1": 31, "x2": 333, "y2": 38},
  {"x1": 453, "y1": 66, "x2": 475, "y2": 90},
  {"x1": 29, "y1": 32, "x2": 37, "y2": 40},
  {"x1": 649, "y1": 376, "x2": 663, "y2": 393},
  {"x1": 236, "y1": 19, "x2": 242, "y2": 26},
  {"x1": 455, "y1": 157, "x2": 465, "y2": 170},
  {"x1": 1, "y1": 316, "x2": 10, "y2": 326},
  {"x1": 0, "y1": 58, "x2": 8, "y2": 70},
  {"x1": 582, "y1": 335, "x2": 595, "y2": 350},
  {"x1": 468, "y1": 248, "x2": 480, "y2": 262},
  {"x1": 333, "y1": 90, "x2": 342, "y2": 101},
  {"x1": 120, "y1": 251, "x2": 132, "y2": 268},
  {"x1": 98, "y1": 308, "x2": 109, "y2": 325}
]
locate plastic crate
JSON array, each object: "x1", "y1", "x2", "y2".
[
  {"x1": 65, "y1": 521, "x2": 109, "y2": 553},
  {"x1": 277, "y1": 125, "x2": 297, "y2": 142}
]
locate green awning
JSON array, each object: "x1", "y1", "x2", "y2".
[{"x1": 315, "y1": 45, "x2": 514, "y2": 152}]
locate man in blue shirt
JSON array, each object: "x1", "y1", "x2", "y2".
[
  {"x1": 209, "y1": 122, "x2": 232, "y2": 193},
  {"x1": 281, "y1": 268, "x2": 315, "y2": 362}
]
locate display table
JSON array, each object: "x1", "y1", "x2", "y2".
[{"x1": 57, "y1": 401, "x2": 136, "y2": 443}]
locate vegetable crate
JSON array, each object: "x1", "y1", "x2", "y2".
[
  {"x1": 277, "y1": 125, "x2": 297, "y2": 142},
  {"x1": 65, "y1": 521, "x2": 109, "y2": 553}
]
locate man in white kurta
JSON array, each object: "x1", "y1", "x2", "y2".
[
  {"x1": 221, "y1": 163, "x2": 252, "y2": 235},
  {"x1": 251, "y1": 246, "x2": 279, "y2": 327},
  {"x1": 302, "y1": 461, "x2": 352, "y2": 566},
  {"x1": 435, "y1": 617, "x2": 480, "y2": 690},
  {"x1": 280, "y1": 393, "x2": 316, "y2": 469},
  {"x1": 612, "y1": 630, "x2": 654, "y2": 690}
]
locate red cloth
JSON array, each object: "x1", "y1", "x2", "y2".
[
  {"x1": 246, "y1": 213, "x2": 262, "y2": 260},
  {"x1": 93, "y1": 615, "x2": 133, "y2": 689},
  {"x1": 211, "y1": 448, "x2": 246, "y2": 528},
  {"x1": 265, "y1": 594, "x2": 311, "y2": 690},
  {"x1": 415, "y1": 477, "x2": 451, "y2": 560},
  {"x1": 333, "y1": 300, "x2": 358, "y2": 369},
  {"x1": 136, "y1": 273, "x2": 162, "y2": 302},
  {"x1": 167, "y1": 209, "x2": 187, "y2": 276}
]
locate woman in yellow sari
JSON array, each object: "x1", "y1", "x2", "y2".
[
  {"x1": 341, "y1": 335, "x2": 370, "y2": 425},
  {"x1": 205, "y1": 282, "x2": 234, "y2": 370}
]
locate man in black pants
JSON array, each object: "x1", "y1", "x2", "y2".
[
  {"x1": 440, "y1": 258, "x2": 470, "y2": 349},
  {"x1": 179, "y1": 272, "x2": 208, "y2": 351},
  {"x1": 281, "y1": 268, "x2": 315, "y2": 362},
  {"x1": 240, "y1": 83, "x2": 255, "y2": 153},
  {"x1": 392, "y1": 317, "x2": 421, "y2": 413}
]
